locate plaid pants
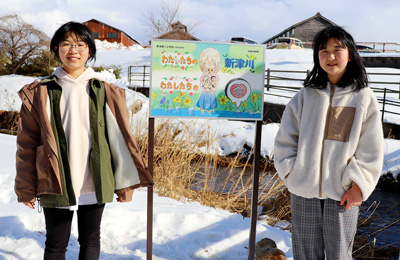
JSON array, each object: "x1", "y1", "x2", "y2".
[{"x1": 291, "y1": 194, "x2": 359, "y2": 260}]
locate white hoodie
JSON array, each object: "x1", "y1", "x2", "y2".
[
  {"x1": 274, "y1": 83, "x2": 384, "y2": 201},
  {"x1": 53, "y1": 67, "x2": 97, "y2": 206}
]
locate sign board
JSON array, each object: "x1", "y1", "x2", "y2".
[{"x1": 149, "y1": 40, "x2": 265, "y2": 120}]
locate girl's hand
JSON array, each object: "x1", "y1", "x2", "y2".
[
  {"x1": 340, "y1": 183, "x2": 363, "y2": 210},
  {"x1": 23, "y1": 202, "x2": 35, "y2": 209}
]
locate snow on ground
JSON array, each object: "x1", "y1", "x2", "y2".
[
  {"x1": 0, "y1": 132, "x2": 292, "y2": 259},
  {"x1": 0, "y1": 74, "x2": 41, "y2": 111},
  {"x1": 0, "y1": 43, "x2": 399, "y2": 259}
]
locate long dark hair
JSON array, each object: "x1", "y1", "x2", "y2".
[
  {"x1": 304, "y1": 26, "x2": 368, "y2": 91},
  {"x1": 50, "y1": 21, "x2": 96, "y2": 63}
]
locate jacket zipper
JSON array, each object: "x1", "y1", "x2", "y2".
[{"x1": 319, "y1": 85, "x2": 335, "y2": 197}]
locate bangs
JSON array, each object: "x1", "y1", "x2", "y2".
[
  {"x1": 315, "y1": 28, "x2": 350, "y2": 50},
  {"x1": 318, "y1": 39, "x2": 346, "y2": 50},
  {"x1": 62, "y1": 30, "x2": 89, "y2": 44}
]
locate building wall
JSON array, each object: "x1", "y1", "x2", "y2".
[
  {"x1": 121, "y1": 34, "x2": 136, "y2": 46},
  {"x1": 362, "y1": 56, "x2": 400, "y2": 69}
]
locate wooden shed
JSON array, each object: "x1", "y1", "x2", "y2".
[
  {"x1": 83, "y1": 19, "x2": 141, "y2": 47},
  {"x1": 262, "y1": 12, "x2": 337, "y2": 47},
  {"x1": 154, "y1": 21, "x2": 201, "y2": 41}
]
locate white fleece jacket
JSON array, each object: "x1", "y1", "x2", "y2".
[{"x1": 274, "y1": 83, "x2": 384, "y2": 201}]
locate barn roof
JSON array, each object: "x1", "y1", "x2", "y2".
[
  {"x1": 262, "y1": 12, "x2": 337, "y2": 44},
  {"x1": 83, "y1": 19, "x2": 142, "y2": 45}
]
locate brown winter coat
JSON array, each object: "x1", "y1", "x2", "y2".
[{"x1": 15, "y1": 79, "x2": 153, "y2": 204}]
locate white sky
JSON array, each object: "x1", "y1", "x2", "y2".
[{"x1": 0, "y1": 0, "x2": 399, "y2": 45}]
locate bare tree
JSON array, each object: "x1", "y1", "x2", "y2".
[
  {"x1": 0, "y1": 14, "x2": 50, "y2": 74},
  {"x1": 140, "y1": 0, "x2": 200, "y2": 39}
]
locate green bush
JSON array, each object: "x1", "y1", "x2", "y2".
[
  {"x1": 18, "y1": 50, "x2": 60, "y2": 77},
  {"x1": 92, "y1": 64, "x2": 123, "y2": 79}
]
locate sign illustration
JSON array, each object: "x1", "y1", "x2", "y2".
[{"x1": 150, "y1": 40, "x2": 265, "y2": 120}]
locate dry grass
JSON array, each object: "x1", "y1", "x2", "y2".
[
  {"x1": 128, "y1": 100, "x2": 286, "y2": 216},
  {"x1": 353, "y1": 200, "x2": 400, "y2": 259},
  {"x1": 0, "y1": 89, "x2": 19, "y2": 135},
  {"x1": 260, "y1": 185, "x2": 291, "y2": 227},
  {"x1": 0, "y1": 110, "x2": 19, "y2": 135}
]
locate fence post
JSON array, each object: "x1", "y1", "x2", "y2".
[
  {"x1": 128, "y1": 66, "x2": 131, "y2": 86},
  {"x1": 143, "y1": 65, "x2": 147, "y2": 88},
  {"x1": 266, "y1": 69, "x2": 270, "y2": 91},
  {"x1": 381, "y1": 88, "x2": 386, "y2": 122}
]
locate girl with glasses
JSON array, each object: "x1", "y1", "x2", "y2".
[{"x1": 15, "y1": 21, "x2": 153, "y2": 259}]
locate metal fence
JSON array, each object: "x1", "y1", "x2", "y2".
[
  {"x1": 128, "y1": 66, "x2": 400, "y2": 122},
  {"x1": 128, "y1": 65, "x2": 151, "y2": 88},
  {"x1": 264, "y1": 69, "x2": 400, "y2": 122},
  {"x1": 375, "y1": 88, "x2": 400, "y2": 121}
]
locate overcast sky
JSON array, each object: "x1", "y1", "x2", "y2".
[{"x1": 1, "y1": 0, "x2": 399, "y2": 47}]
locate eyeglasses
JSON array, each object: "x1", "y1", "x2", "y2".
[{"x1": 58, "y1": 43, "x2": 88, "y2": 52}]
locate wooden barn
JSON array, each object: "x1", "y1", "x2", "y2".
[
  {"x1": 154, "y1": 21, "x2": 201, "y2": 41},
  {"x1": 262, "y1": 12, "x2": 337, "y2": 47},
  {"x1": 83, "y1": 19, "x2": 141, "y2": 47}
]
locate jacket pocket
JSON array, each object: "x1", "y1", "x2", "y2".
[
  {"x1": 327, "y1": 107, "x2": 355, "y2": 142},
  {"x1": 36, "y1": 145, "x2": 49, "y2": 180},
  {"x1": 283, "y1": 171, "x2": 291, "y2": 187}
]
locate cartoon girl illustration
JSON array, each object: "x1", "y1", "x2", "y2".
[{"x1": 196, "y1": 48, "x2": 221, "y2": 112}]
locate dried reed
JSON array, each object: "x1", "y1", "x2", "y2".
[{"x1": 128, "y1": 100, "x2": 285, "y2": 216}]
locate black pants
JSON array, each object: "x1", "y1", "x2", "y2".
[{"x1": 43, "y1": 204, "x2": 105, "y2": 260}]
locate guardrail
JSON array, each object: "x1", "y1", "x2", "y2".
[{"x1": 127, "y1": 66, "x2": 400, "y2": 122}]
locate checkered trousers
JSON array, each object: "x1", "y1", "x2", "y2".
[{"x1": 290, "y1": 194, "x2": 359, "y2": 260}]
